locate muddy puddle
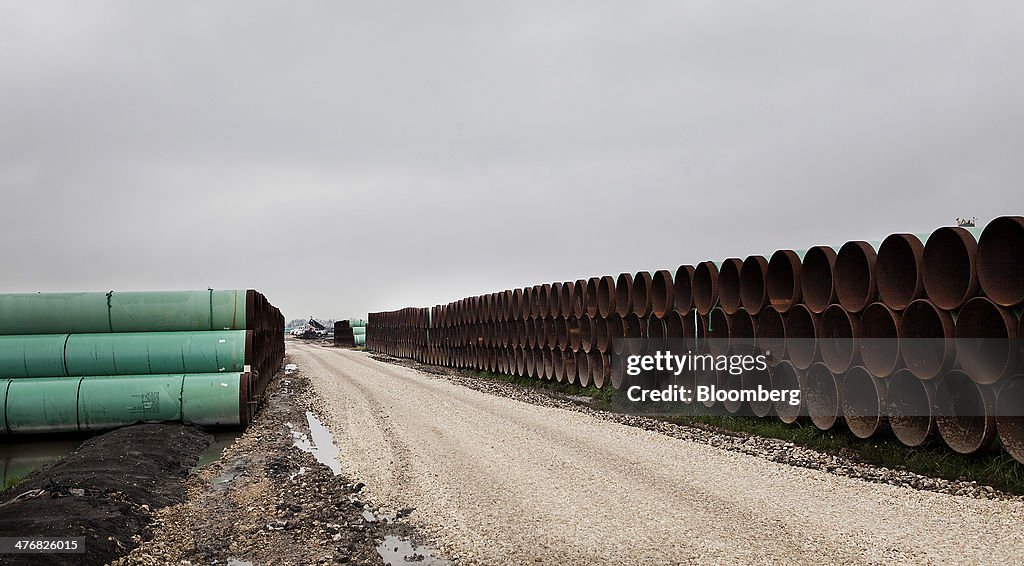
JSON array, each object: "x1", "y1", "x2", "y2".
[
  {"x1": 0, "y1": 438, "x2": 85, "y2": 487},
  {"x1": 289, "y1": 411, "x2": 343, "y2": 475}
]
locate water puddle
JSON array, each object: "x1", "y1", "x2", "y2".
[
  {"x1": 196, "y1": 430, "x2": 243, "y2": 469},
  {"x1": 0, "y1": 439, "x2": 85, "y2": 487},
  {"x1": 376, "y1": 535, "x2": 449, "y2": 565},
  {"x1": 285, "y1": 363, "x2": 298, "y2": 375},
  {"x1": 226, "y1": 559, "x2": 253, "y2": 566},
  {"x1": 289, "y1": 411, "x2": 342, "y2": 475},
  {"x1": 361, "y1": 509, "x2": 395, "y2": 523}
]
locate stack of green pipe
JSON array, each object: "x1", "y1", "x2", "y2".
[{"x1": 0, "y1": 290, "x2": 283, "y2": 435}]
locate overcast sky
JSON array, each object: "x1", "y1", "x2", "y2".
[{"x1": 1, "y1": 2, "x2": 1021, "y2": 320}]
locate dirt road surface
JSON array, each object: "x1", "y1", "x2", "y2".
[{"x1": 293, "y1": 342, "x2": 1024, "y2": 565}]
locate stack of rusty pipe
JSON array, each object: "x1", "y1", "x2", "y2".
[{"x1": 367, "y1": 216, "x2": 1024, "y2": 463}]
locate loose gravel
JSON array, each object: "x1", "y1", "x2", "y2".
[{"x1": 295, "y1": 342, "x2": 1024, "y2": 566}]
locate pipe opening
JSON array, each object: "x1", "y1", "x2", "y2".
[
  {"x1": 841, "y1": 366, "x2": 887, "y2": 439},
  {"x1": 899, "y1": 299, "x2": 955, "y2": 380},
  {"x1": 693, "y1": 262, "x2": 719, "y2": 316},
  {"x1": 978, "y1": 216, "x2": 1024, "y2": 307},
  {"x1": 739, "y1": 255, "x2": 769, "y2": 314},
  {"x1": 886, "y1": 368, "x2": 935, "y2": 447},
  {"x1": 801, "y1": 246, "x2": 837, "y2": 313},
  {"x1": 755, "y1": 307, "x2": 786, "y2": 365},
  {"x1": 996, "y1": 375, "x2": 1024, "y2": 464},
  {"x1": 719, "y1": 258, "x2": 743, "y2": 315},
  {"x1": 597, "y1": 276, "x2": 616, "y2": 318},
  {"x1": 651, "y1": 270, "x2": 674, "y2": 318},
  {"x1": 954, "y1": 297, "x2": 1019, "y2": 385},
  {"x1": 819, "y1": 304, "x2": 859, "y2": 374},
  {"x1": 835, "y1": 241, "x2": 877, "y2": 313},
  {"x1": 922, "y1": 227, "x2": 979, "y2": 310},
  {"x1": 935, "y1": 370, "x2": 997, "y2": 454},
  {"x1": 786, "y1": 304, "x2": 818, "y2": 370},
  {"x1": 766, "y1": 250, "x2": 802, "y2": 313},
  {"x1": 615, "y1": 273, "x2": 634, "y2": 317},
  {"x1": 632, "y1": 271, "x2": 653, "y2": 318},
  {"x1": 770, "y1": 361, "x2": 802, "y2": 423},
  {"x1": 803, "y1": 363, "x2": 840, "y2": 431},
  {"x1": 876, "y1": 234, "x2": 924, "y2": 310},
  {"x1": 859, "y1": 302, "x2": 901, "y2": 378}
]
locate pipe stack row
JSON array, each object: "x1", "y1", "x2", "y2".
[
  {"x1": 334, "y1": 319, "x2": 368, "y2": 347},
  {"x1": 368, "y1": 217, "x2": 1024, "y2": 463},
  {"x1": 0, "y1": 289, "x2": 284, "y2": 435}
]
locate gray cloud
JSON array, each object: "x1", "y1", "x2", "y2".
[{"x1": 1, "y1": 1, "x2": 1022, "y2": 319}]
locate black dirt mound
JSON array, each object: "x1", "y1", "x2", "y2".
[{"x1": 0, "y1": 424, "x2": 211, "y2": 566}]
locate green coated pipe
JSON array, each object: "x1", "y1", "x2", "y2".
[
  {"x1": 354, "y1": 334, "x2": 366, "y2": 346},
  {"x1": 351, "y1": 327, "x2": 366, "y2": 336},
  {"x1": 349, "y1": 319, "x2": 368, "y2": 327},
  {"x1": 0, "y1": 331, "x2": 249, "y2": 378},
  {"x1": 0, "y1": 290, "x2": 247, "y2": 335},
  {"x1": 1, "y1": 373, "x2": 248, "y2": 434}
]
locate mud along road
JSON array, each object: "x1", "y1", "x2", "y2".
[{"x1": 291, "y1": 342, "x2": 1024, "y2": 565}]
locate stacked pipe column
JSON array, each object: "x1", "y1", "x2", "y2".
[
  {"x1": 0, "y1": 289, "x2": 284, "y2": 435},
  {"x1": 366, "y1": 217, "x2": 1024, "y2": 463}
]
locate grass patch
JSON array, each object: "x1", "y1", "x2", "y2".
[
  {"x1": 466, "y1": 370, "x2": 1024, "y2": 494},
  {"x1": 674, "y1": 414, "x2": 1024, "y2": 495},
  {"x1": 3, "y1": 474, "x2": 23, "y2": 491}
]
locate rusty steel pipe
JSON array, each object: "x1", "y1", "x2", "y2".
[
  {"x1": 801, "y1": 246, "x2": 838, "y2": 314},
  {"x1": 756, "y1": 307, "x2": 786, "y2": 365},
  {"x1": 521, "y1": 287, "x2": 532, "y2": 320},
  {"x1": 899, "y1": 299, "x2": 955, "y2": 380},
  {"x1": 632, "y1": 271, "x2": 654, "y2": 318},
  {"x1": 664, "y1": 310, "x2": 685, "y2": 341},
  {"x1": 647, "y1": 314, "x2": 667, "y2": 352},
  {"x1": 730, "y1": 307, "x2": 757, "y2": 356},
  {"x1": 593, "y1": 315, "x2": 610, "y2": 354},
  {"x1": 603, "y1": 313, "x2": 623, "y2": 354},
  {"x1": 840, "y1": 366, "x2": 887, "y2": 439},
  {"x1": 770, "y1": 361, "x2": 802, "y2": 423},
  {"x1": 564, "y1": 349, "x2": 577, "y2": 384},
  {"x1": 579, "y1": 314, "x2": 595, "y2": 353},
  {"x1": 859, "y1": 302, "x2": 901, "y2": 378},
  {"x1": 567, "y1": 315, "x2": 581, "y2": 352},
  {"x1": 597, "y1": 275, "x2": 617, "y2": 318},
  {"x1": 548, "y1": 283, "x2": 562, "y2": 318},
  {"x1": 542, "y1": 347, "x2": 554, "y2": 381},
  {"x1": 589, "y1": 350, "x2": 609, "y2": 389},
  {"x1": 525, "y1": 348, "x2": 537, "y2": 378},
  {"x1": 650, "y1": 269, "x2": 674, "y2": 318},
  {"x1": 996, "y1": 375, "x2": 1024, "y2": 464},
  {"x1": 538, "y1": 284, "x2": 551, "y2": 319},
  {"x1": 886, "y1": 368, "x2": 937, "y2": 447},
  {"x1": 707, "y1": 308, "x2": 731, "y2": 356},
  {"x1": 835, "y1": 241, "x2": 877, "y2": 313},
  {"x1": 559, "y1": 281, "x2": 572, "y2": 319},
  {"x1": 693, "y1": 261, "x2": 719, "y2": 316},
  {"x1": 614, "y1": 273, "x2": 634, "y2": 317},
  {"x1": 935, "y1": 369, "x2": 997, "y2": 454},
  {"x1": 554, "y1": 316, "x2": 568, "y2": 350},
  {"x1": 923, "y1": 226, "x2": 979, "y2": 310},
  {"x1": 618, "y1": 312, "x2": 643, "y2": 356},
  {"x1": 978, "y1": 216, "x2": 1024, "y2": 307},
  {"x1": 720, "y1": 368, "x2": 745, "y2": 414},
  {"x1": 585, "y1": 277, "x2": 600, "y2": 318},
  {"x1": 553, "y1": 348, "x2": 565, "y2": 382},
  {"x1": 766, "y1": 250, "x2": 802, "y2": 313},
  {"x1": 673, "y1": 265, "x2": 695, "y2": 314},
  {"x1": 876, "y1": 233, "x2": 925, "y2": 310},
  {"x1": 512, "y1": 288, "x2": 524, "y2": 321},
  {"x1": 576, "y1": 349, "x2": 591, "y2": 387},
  {"x1": 819, "y1": 304, "x2": 860, "y2": 374},
  {"x1": 954, "y1": 296, "x2": 1020, "y2": 385},
  {"x1": 572, "y1": 280, "x2": 586, "y2": 317},
  {"x1": 739, "y1": 255, "x2": 769, "y2": 314},
  {"x1": 742, "y1": 362, "x2": 773, "y2": 417},
  {"x1": 803, "y1": 362, "x2": 840, "y2": 431},
  {"x1": 718, "y1": 258, "x2": 743, "y2": 315}
]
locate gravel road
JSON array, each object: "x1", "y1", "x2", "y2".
[{"x1": 293, "y1": 342, "x2": 1024, "y2": 565}]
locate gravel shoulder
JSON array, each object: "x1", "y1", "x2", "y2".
[
  {"x1": 115, "y1": 358, "x2": 437, "y2": 566},
  {"x1": 294, "y1": 342, "x2": 1024, "y2": 566}
]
